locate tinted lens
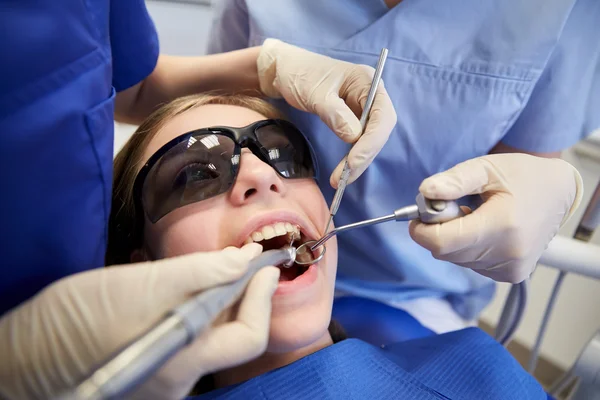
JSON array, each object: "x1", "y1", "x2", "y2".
[
  {"x1": 255, "y1": 122, "x2": 315, "y2": 179},
  {"x1": 142, "y1": 134, "x2": 237, "y2": 222}
]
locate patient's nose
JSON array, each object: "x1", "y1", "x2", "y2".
[{"x1": 229, "y1": 152, "x2": 286, "y2": 206}]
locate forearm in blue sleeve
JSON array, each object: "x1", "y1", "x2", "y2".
[{"x1": 110, "y1": 0, "x2": 160, "y2": 92}]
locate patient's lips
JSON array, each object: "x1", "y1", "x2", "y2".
[{"x1": 237, "y1": 213, "x2": 322, "y2": 293}]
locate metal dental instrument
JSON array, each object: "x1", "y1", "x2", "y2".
[
  {"x1": 282, "y1": 230, "x2": 301, "y2": 268},
  {"x1": 323, "y1": 48, "x2": 389, "y2": 235},
  {"x1": 294, "y1": 194, "x2": 465, "y2": 266},
  {"x1": 60, "y1": 247, "x2": 296, "y2": 400}
]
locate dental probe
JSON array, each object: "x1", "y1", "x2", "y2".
[
  {"x1": 293, "y1": 194, "x2": 464, "y2": 265},
  {"x1": 59, "y1": 247, "x2": 296, "y2": 400},
  {"x1": 323, "y1": 48, "x2": 389, "y2": 235}
]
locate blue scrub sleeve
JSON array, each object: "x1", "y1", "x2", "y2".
[
  {"x1": 501, "y1": 0, "x2": 600, "y2": 153},
  {"x1": 206, "y1": 0, "x2": 251, "y2": 54},
  {"x1": 110, "y1": 0, "x2": 160, "y2": 92}
]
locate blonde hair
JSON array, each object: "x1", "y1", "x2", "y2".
[{"x1": 107, "y1": 94, "x2": 285, "y2": 265}]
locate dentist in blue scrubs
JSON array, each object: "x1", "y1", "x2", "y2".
[
  {"x1": 208, "y1": 0, "x2": 599, "y2": 336},
  {"x1": 0, "y1": 0, "x2": 586, "y2": 398}
]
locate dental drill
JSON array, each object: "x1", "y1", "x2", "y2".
[{"x1": 58, "y1": 247, "x2": 296, "y2": 400}]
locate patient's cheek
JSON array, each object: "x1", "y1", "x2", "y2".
[
  {"x1": 147, "y1": 212, "x2": 222, "y2": 258},
  {"x1": 165, "y1": 230, "x2": 218, "y2": 257},
  {"x1": 289, "y1": 181, "x2": 329, "y2": 226},
  {"x1": 267, "y1": 306, "x2": 332, "y2": 353}
]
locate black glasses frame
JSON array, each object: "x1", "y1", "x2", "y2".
[{"x1": 132, "y1": 118, "x2": 319, "y2": 223}]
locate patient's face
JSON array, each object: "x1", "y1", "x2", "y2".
[{"x1": 140, "y1": 104, "x2": 337, "y2": 353}]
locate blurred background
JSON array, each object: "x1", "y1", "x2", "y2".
[{"x1": 115, "y1": 0, "x2": 600, "y2": 387}]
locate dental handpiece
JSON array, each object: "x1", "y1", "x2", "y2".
[
  {"x1": 324, "y1": 48, "x2": 389, "y2": 235},
  {"x1": 60, "y1": 247, "x2": 296, "y2": 400},
  {"x1": 308, "y1": 194, "x2": 464, "y2": 252}
]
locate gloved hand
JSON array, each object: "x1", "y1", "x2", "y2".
[
  {"x1": 409, "y1": 154, "x2": 584, "y2": 283},
  {"x1": 257, "y1": 38, "x2": 397, "y2": 187},
  {"x1": 0, "y1": 243, "x2": 279, "y2": 400}
]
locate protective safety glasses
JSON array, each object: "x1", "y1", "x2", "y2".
[{"x1": 133, "y1": 119, "x2": 318, "y2": 223}]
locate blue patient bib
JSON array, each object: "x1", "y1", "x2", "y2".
[{"x1": 193, "y1": 328, "x2": 546, "y2": 400}]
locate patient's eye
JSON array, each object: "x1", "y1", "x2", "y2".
[{"x1": 175, "y1": 162, "x2": 220, "y2": 186}]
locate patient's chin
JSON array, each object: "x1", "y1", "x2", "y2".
[{"x1": 266, "y1": 307, "x2": 332, "y2": 353}]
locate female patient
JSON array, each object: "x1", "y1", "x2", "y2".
[{"x1": 108, "y1": 94, "x2": 546, "y2": 399}]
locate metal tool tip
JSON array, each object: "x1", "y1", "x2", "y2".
[{"x1": 291, "y1": 228, "x2": 300, "y2": 243}]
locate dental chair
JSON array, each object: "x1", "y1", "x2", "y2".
[
  {"x1": 535, "y1": 180, "x2": 600, "y2": 400},
  {"x1": 332, "y1": 296, "x2": 436, "y2": 344},
  {"x1": 333, "y1": 179, "x2": 600, "y2": 400}
]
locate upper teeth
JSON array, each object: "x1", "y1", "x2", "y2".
[{"x1": 244, "y1": 222, "x2": 300, "y2": 244}]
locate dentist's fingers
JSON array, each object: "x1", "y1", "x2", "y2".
[
  {"x1": 150, "y1": 243, "x2": 264, "y2": 296},
  {"x1": 256, "y1": 39, "x2": 396, "y2": 188},
  {"x1": 189, "y1": 266, "x2": 280, "y2": 375},
  {"x1": 410, "y1": 154, "x2": 583, "y2": 284},
  {"x1": 314, "y1": 92, "x2": 363, "y2": 144},
  {"x1": 419, "y1": 157, "x2": 500, "y2": 200},
  {"x1": 330, "y1": 83, "x2": 397, "y2": 187},
  {"x1": 409, "y1": 196, "x2": 505, "y2": 256}
]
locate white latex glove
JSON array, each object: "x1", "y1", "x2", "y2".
[
  {"x1": 0, "y1": 243, "x2": 280, "y2": 400},
  {"x1": 409, "y1": 154, "x2": 584, "y2": 283},
  {"x1": 257, "y1": 38, "x2": 397, "y2": 186}
]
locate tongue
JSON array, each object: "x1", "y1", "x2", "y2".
[{"x1": 278, "y1": 265, "x2": 299, "y2": 281}]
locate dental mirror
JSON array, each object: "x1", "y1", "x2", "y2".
[{"x1": 293, "y1": 241, "x2": 327, "y2": 266}]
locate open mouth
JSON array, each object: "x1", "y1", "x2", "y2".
[{"x1": 243, "y1": 222, "x2": 318, "y2": 282}]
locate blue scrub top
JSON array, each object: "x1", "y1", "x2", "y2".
[
  {"x1": 208, "y1": 0, "x2": 600, "y2": 319},
  {"x1": 0, "y1": 1, "x2": 159, "y2": 316}
]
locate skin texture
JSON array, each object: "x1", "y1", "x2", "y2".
[
  {"x1": 136, "y1": 104, "x2": 338, "y2": 387},
  {"x1": 383, "y1": 0, "x2": 403, "y2": 8},
  {"x1": 115, "y1": 49, "x2": 262, "y2": 125}
]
